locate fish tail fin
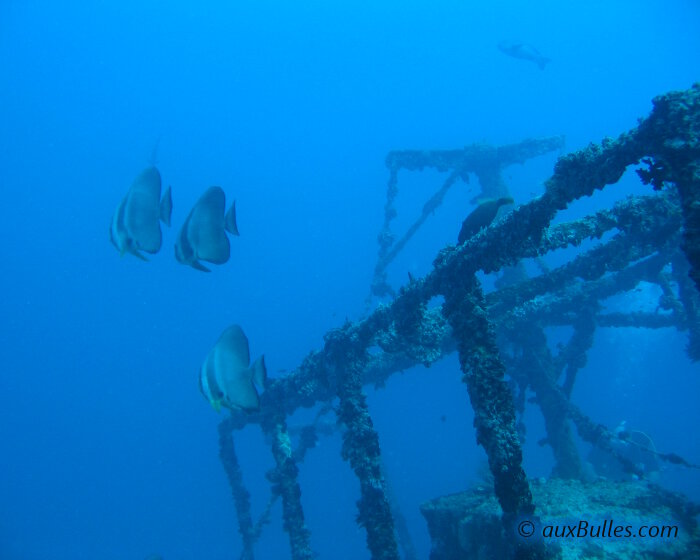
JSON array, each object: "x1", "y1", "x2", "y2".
[
  {"x1": 160, "y1": 186, "x2": 173, "y2": 227},
  {"x1": 251, "y1": 355, "x2": 267, "y2": 390},
  {"x1": 537, "y1": 57, "x2": 550, "y2": 70},
  {"x1": 225, "y1": 201, "x2": 239, "y2": 236}
]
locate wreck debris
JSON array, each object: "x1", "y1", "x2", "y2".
[
  {"x1": 217, "y1": 84, "x2": 700, "y2": 559},
  {"x1": 370, "y1": 136, "x2": 565, "y2": 300},
  {"x1": 421, "y1": 478, "x2": 700, "y2": 560}
]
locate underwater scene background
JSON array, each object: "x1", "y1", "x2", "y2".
[{"x1": 1, "y1": 1, "x2": 700, "y2": 559}]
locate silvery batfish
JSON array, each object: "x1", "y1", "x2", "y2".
[
  {"x1": 175, "y1": 186, "x2": 239, "y2": 272},
  {"x1": 199, "y1": 324, "x2": 267, "y2": 413},
  {"x1": 110, "y1": 166, "x2": 172, "y2": 260}
]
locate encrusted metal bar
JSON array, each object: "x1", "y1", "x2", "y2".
[
  {"x1": 441, "y1": 273, "x2": 544, "y2": 560},
  {"x1": 217, "y1": 419, "x2": 255, "y2": 560},
  {"x1": 671, "y1": 254, "x2": 700, "y2": 360},
  {"x1": 510, "y1": 324, "x2": 583, "y2": 479},
  {"x1": 383, "y1": 136, "x2": 565, "y2": 175},
  {"x1": 326, "y1": 331, "x2": 400, "y2": 560},
  {"x1": 377, "y1": 169, "x2": 461, "y2": 279},
  {"x1": 372, "y1": 166, "x2": 400, "y2": 299},
  {"x1": 249, "y1": 195, "x2": 686, "y2": 423},
  {"x1": 261, "y1": 417, "x2": 314, "y2": 560},
  {"x1": 635, "y1": 85, "x2": 700, "y2": 291},
  {"x1": 216, "y1": 85, "x2": 700, "y2": 560},
  {"x1": 371, "y1": 136, "x2": 566, "y2": 299},
  {"x1": 558, "y1": 312, "x2": 596, "y2": 398}
]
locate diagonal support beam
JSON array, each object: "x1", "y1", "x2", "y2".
[{"x1": 441, "y1": 273, "x2": 544, "y2": 560}]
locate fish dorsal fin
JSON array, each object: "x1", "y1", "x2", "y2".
[
  {"x1": 160, "y1": 186, "x2": 172, "y2": 227},
  {"x1": 187, "y1": 186, "x2": 231, "y2": 264},
  {"x1": 250, "y1": 355, "x2": 267, "y2": 390},
  {"x1": 124, "y1": 166, "x2": 163, "y2": 254},
  {"x1": 225, "y1": 201, "x2": 239, "y2": 236}
]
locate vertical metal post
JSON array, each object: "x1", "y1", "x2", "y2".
[
  {"x1": 218, "y1": 419, "x2": 255, "y2": 560},
  {"x1": 336, "y1": 370, "x2": 400, "y2": 560},
  {"x1": 263, "y1": 417, "x2": 314, "y2": 560},
  {"x1": 442, "y1": 273, "x2": 544, "y2": 560}
]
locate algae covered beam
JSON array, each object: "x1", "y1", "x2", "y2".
[
  {"x1": 384, "y1": 136, "x2": 565, "y2": 174},
  {"x1": 509, "y1": 324, "x2": 583, "y2": 479},
  {"x1": 325, "y1": 328, "x2": 400, "y2": 560},
  {"x1": 441, "y1": 273, "x2": 544, "y2": 560},
  {"x1": 257, "y1": 85, "x2": 700, "y2": 425},
  {"x1": 221, "y1": 84, "x2": 700, "y2": 560},
  {"x1": 261, "y1": 416, "x2": 314, "y2": 560},
  {"x1": 217, "y1": 419, "x2": 256, "y2": 560},
  {"x1": 635, "y1": 84, "x2": 700, "y2": 291},
  {"x1": 372, "y1": 136, "x2": 565, "y2": 299}
]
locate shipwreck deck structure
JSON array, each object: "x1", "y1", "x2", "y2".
[{"x1": 217, "y1": 84, "x2": 700, "y2": 559}]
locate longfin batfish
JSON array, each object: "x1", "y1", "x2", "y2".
[
  {"x1": 199, "y1": 324, "x2": 267, "y2": 413},
  {"x1": 175, "y1": 186, "x2": 238, "y2": 272},
  {"x1": 110, "y1": 167, "x2": 172, "y2": 259},
  {"x1": 498, "y1": 41, "x2": 550, "y2": 70},
  {"x1": 458, "y1": 197, "x2": 514, "y2": 244}
]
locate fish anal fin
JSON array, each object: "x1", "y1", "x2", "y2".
[
  {"x1": 221, "y1": 373, "x2": 260, "y2": 413},
  {"x1": 160, "y1": 186, "x2": 173, "y2": 227},
  {"x1": 123, "y1": 245, "x2": 148, "y2": 261},
  {"x1": 225, "y1": 200, "x2": 239, "y2": 236},
  {"x1": 235, "y1": 391, "x2": 261, "y2": 413},
  {"x1": 191, "y1": 260, "x2": 211, "y2": 273},
  {"x1": 129, "y1": 244, "x2": 149, "y2": 261}
]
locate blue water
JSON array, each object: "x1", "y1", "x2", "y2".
[{"x1": 1, "y1": 1, "x2": 699, "y2": 559}]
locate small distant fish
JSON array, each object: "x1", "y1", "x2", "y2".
[
  {"x1": 199, "y1": 324, "x2": 267, "y2": 413},
  {"x1": 498, "y1": 41, "x2": 550, "y2": 70},
  {"x1": 110, "y1": 167, "x2": 172, "y2": 259},
  {"x1": 458, "y1": 197, "x2": 514, "y2": 244},
  {"x1": 175, "y1": 187, "x2": 239, "y2": 272}
]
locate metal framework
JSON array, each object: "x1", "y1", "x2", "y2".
[{"x1": 217, "y1": 84, "x2": 700, "y2": 560}]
